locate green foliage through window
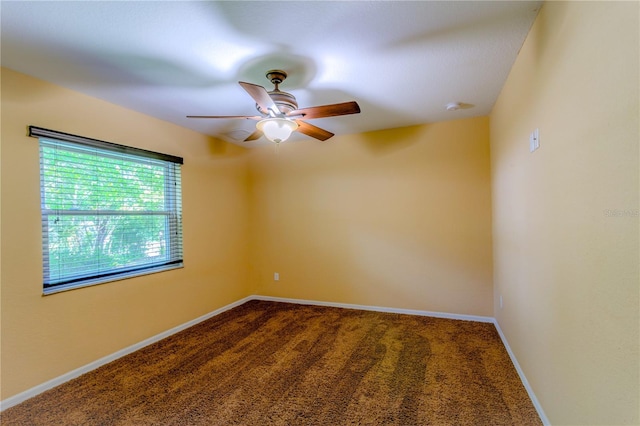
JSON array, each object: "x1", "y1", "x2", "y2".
[{"x1": 35, "y1": 132, "x2": 183, "y2": 294}]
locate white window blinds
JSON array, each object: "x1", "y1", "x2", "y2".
[{"x1": 30, "y1": 126, "x2": 183, "y2": 294}]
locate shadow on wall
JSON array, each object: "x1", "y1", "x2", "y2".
[
  {"x1": 357, "y1": 124, "x2": 427, "y2": 156},
  {"x1": 207, "y1": 135, "x2": 249, "y2": 157}
]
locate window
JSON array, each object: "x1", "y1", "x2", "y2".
[{"x1": 30, "y1": 126, "x2": 183, "y2": 295}]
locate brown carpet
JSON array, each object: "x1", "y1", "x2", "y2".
[{"x1": 1, "y1": 300, "x2": 541, "y2": 425}]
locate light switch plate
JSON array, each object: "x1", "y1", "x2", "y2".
[{"x1": 529, "y1": 128, "x2": 540, "y2": 152}]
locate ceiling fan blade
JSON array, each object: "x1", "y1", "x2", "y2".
[
  {"x1": 239, "y1": 81, "x2": 279, "y2": 115},
  {"x1": 295, "y1": 120, "x2": 334, "y2": 141},
  {"x1": 244, "y1": 129, "x2": 263, "y2": 142},
  {"x1": 186, "y1": 115, "x2": 262, "y2": 119},
  {"x1": 288, "y1": 101, "x2": 360, "y2": 119}
]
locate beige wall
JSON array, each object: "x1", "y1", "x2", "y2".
[
  {"x1": 247, "y1": 117, "x2": 494, "y2": 317},
  {"x1": 0, "y1": 68, "x2": 251, "y2": 399},
  {"x1": 490, "y1": 2, "x2": 639, "y2": 425}
]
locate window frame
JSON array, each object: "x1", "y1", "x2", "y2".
[{"x1": 30, "y1": 126, "x2": 184, "y2": 295}]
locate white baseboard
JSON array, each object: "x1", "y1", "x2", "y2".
[
  {"x1": 493, "y1": 321, "x2": 551, "y2": 425},
  {"x1": 250, "y1": 294, "x2": 496, "y2": 323},
  {"x1": 0, "y1": 296, "x2": 253, "y2": 411},
  {"x1": 1, "y1": 294, "x2": 549, "y2": 426}
]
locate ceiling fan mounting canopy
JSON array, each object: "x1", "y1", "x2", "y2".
[
  {"x1": 186, "y1": 69, "x2": 361, "y2": 143},
  {"x1": 266, "y1": 70, "x2": 287, "y2": 86}
]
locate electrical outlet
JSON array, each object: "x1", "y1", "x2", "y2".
[{"x1": 274, "y1": 272, "x2": 279, "y2": 281}]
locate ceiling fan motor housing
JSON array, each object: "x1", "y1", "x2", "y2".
[
  {"x1": 256, "y1": 69, "x2": 299, "y2": 115},
  {"x1": 259, "y1": 90, "x2": 298, "y2": 115}
]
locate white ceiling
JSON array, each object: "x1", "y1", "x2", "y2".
[{"x1": 1, "y1": 1, "x2": 541, "y2": 147}]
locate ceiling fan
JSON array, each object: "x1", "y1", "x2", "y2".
[{"x1": 187, "y1": 70, "x2": 361, "y2": 143}]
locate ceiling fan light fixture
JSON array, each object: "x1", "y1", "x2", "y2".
[{"x1": 256, "y1": 118, "x2": 298, "y2": 143}]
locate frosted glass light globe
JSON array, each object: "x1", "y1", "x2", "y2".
[{"x1": 256, "y1": 118, "x2": 298, "y2": 143}]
